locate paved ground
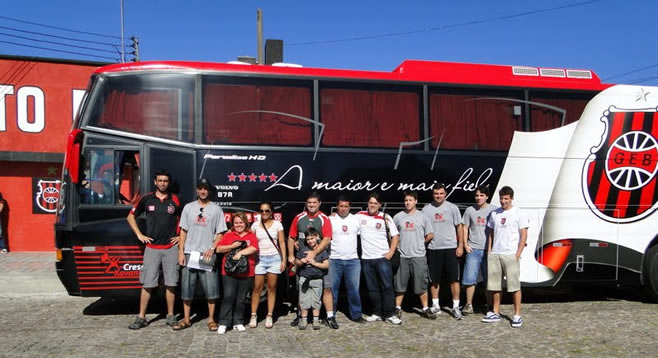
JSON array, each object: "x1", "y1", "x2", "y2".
[{"x1": 1, "y1": 252, "x2": 657, "y2": 357}]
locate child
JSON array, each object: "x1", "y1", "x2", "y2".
[{"x1": 294, "y1": 227, "x2": 329, "y2": 330}]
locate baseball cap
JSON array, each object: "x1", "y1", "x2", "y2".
[{"x1": 197, "y1": 178, "x2": 211, "y2": 189}]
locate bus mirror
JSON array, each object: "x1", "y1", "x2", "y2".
[{"x1": 65, "y1": 129, "x2": 83, "y2": 184}]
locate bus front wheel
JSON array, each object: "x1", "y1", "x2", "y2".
[{"x1": 643, "y1": 243, "x2": 658, "y2": 302}]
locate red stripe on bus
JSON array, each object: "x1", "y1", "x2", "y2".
[
  {"x1": 594, "y1": 172, "x2": 611, "y2": 211},
  {"x1": 73, "y1": 266, "x2": 107, "y2": 269},
  {"x1": 587, "y1": 161, "x2": 595, "y2": 186},
  {"x1": 81, "y1": 286, "x2": 142, "y2": 290},
  {"x1": 608, "y1": 112, "x2": 626, "y2": 146},
  {"x1": 77, "y1": 271, "x2": 106, "y2": 275},
  {"x1": 614, "y1": 189, "x2": 630, "y2": 218},
  {"x1": 80, "y1": 281, "x2": 140, "y2": 285},
  {"x1": 632, "y1": 111, "x2": 645, "y2": 130},
  {"x1": 79, "y1": 276, "x2": 140, "y2": 280},
  {"x1": 638, "y1": 179, "x2": 656, "y2": 215}
]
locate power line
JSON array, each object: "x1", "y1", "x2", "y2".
[
  {"x1": 0, "y1": 40, "x2": 119, "y2": 61},
  {"x1": 623, "y1": 75, "x2": 658, "y2": 85},
  {"x1": 603, "y1": 63, "x2": 658, "y2": 81},
  {"x1": 0, "y1": 15, "x2": 120, "y2": 39},
  {"x1": 0, "y1": 32, "x2": 120, "y2": 54},
  {"x1": 289, "y1": 0, "x2": 601, "y2": 46},
  {"x1": 0, "y1": 25, "x2": 123, "y2": 48}
]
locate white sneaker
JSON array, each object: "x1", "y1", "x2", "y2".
[
  {"x1": 217, "y1": 325, "x2": 227, "y2": 335},
  {"x1": 234, "y1": 324, "x2": 246, "y2": 332},
  {"x1": 365, "y1": 314, "x2": 382, "y2": 322},
  {"x1": 430, "y1": 305, "x2": 441, "y2": 314},
  {"x1": 386, "y1": 315, "x2": 402, "y2": 325}
]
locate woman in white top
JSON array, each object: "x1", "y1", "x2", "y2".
[{"x1": 249, "y1": 201, "x2": 286, "y2": 328}]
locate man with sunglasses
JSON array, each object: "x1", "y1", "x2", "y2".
[{"x1": 172, "y1": 178, "x2": 227, "y2": 331}]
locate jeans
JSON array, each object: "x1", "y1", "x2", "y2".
[
  {"x1": 329, "y1": 258, "x2": 362, "y2": 320},
  {"x1": 219, "y1": 275, "x2": 252, "y2": 326},
  {"x1": 361, "y1": 257, "x2": 395, "y2": 318},
  {"x1": 462, "y1": 248, "x2": 487, "y2": 286}
]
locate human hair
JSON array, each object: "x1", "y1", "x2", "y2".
[
  {"x1": 499, "y1": 186, "x2": 514, "y2": 198},
  {"x1": 403, "y1": 190, "x2": 418, "y2": 200},
  {"x1": 307, "y1": 191, "x2": 321, "y2": 202},
  {"x1": 305, "y1": 227, "x2": 320, "y2": 240},
  {"x1": 153, "y1": 170, "x2": 170, "y2": 181},
  {"x1": 259, "y1": 200, "x2": 273, "y2": 211},
  {"x1": 368, "y1": 192, "x2": 382, "y2": 204},
  {"x1": 231, "y1": 211, "x2": 251, "y2": 231},
  {"x1": 434, "y1": 183, "x2": 446, "y2": 192},
  {"x1": 337, "y1": 195, "x2": 351, "y2": 204},
  {"x1": 475, "y1": 185, "x2": 490, "y2": 197}
]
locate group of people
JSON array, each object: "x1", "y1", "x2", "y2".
[{"x1": 127, "y1": 170, "x2": 529, "y2": 333}]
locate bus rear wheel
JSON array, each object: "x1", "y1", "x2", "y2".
[{"x1": 644, "y1": 244, "x2": 658, "y2": 302}]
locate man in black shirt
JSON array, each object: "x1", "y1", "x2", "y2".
[{"x1": 127, "y1": 170, "x2": 181, "y2": 330}]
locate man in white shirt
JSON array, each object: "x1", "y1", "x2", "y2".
[
  {"x1": 356, "y1": 192, "x2": 401, "y2": 325},
  {"x1": 329, "y1": 196, "x2": 365, "y2": 323},
  {"x1": 482, "y1": 186, "x2": 529, "y2": 328}
]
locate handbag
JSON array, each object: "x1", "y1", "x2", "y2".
[
  {"x1": 224, "y1": 240, "x2": 248, "y2": 274},
  {"x1": 383, "y1": 213, "x2": 401, "y2": 272}
]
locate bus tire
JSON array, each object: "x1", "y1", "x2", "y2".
[{"x1": 643, "y1": 244, "x2": 658, "y2": 302}]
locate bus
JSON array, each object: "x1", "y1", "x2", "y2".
[{"x1": 54, "y1": 59, "x2": 658, "y2": 301}]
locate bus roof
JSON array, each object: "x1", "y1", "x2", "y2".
[{"x1": 95, "y1": 59, "x2": 610, "y2": 91}]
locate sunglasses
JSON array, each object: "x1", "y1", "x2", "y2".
[
  {"x1": 198, "y1": 207, "x2": 204, "y2": 219},
  {"x1": 259, "y1": 209, "x2": 271, "y2": 213}
]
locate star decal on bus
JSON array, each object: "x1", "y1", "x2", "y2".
[
  {"x1": 259, "y1": 173, "x2": 268, "y2": 182},
  {"x1": 269, "y1": 173, "x2": 278, "y2": 182},
  {"x1": 238, "y1": 173, "x2": 247, "y2": 182},
  {"x1": 227, "y1": 173, "x2": 237, "y2": 182},
  {"x1": 248, "y1": 173, "x2": 257, "y2": 182}
]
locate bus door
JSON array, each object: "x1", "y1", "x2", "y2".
[
  {"x1": 147, "y1": 145, "x2": 196, "y2": 205},
  {"x1": 538, "y1": 207, "x2": 619, "y2": 284}
]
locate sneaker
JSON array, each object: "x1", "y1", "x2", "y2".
[
  {"x1": 511, "y1": 315, "x2": 523, "y2": 328},
  {"x1": 165, "y1": 314, "x2": 177, "y2": 327},
  {"x1": 298, "y1": 319, "x2": 308, "y2": 330},
  {"x1": 265, "y1": 315, "x2": 273, "y2": 329},
  {"x1": 429, "y1": 305, "x2": 441, "y2": 314},
  {"x1": 353, "y1": 317, "x2": 368, "y2": 324},
  {"x1": 290, "y1": 316, "x2": 301, "y2": 327},
  {"x1": 249, "y1": 314, "x2": 257, "y2": 328},
  {"x1": 365, "y1": 314, "x2": 382, "y2": 322},
  {"x1": 452, "y1": 306, "x2": 463, "y2": 320},
  {"x1": 421, "y1": 308, "x2": 437, "y2": 320},
  {"x1": 234, "y1": 324, "x2": 246, "y2": 332},
  {"x1": 386, "y1": 315, "x2": 402, "y2": 325},
  {"x1": 312, "y1": 320, "x2": 321, "y2": 330},
  {"x1": 128, "y1": 316, "x2": 148, "y2": 330},
  {"x1": 463, "y1": 303, "x2": 474, "y2": 314},
  {"x1": 395, "y1": 308, "x2": 403, "y2": 318},
  {"x1": 217, "y1": 325, "x2": 227, "y2": 335},
  {"x1": 0, "y1": 249, "x2": 7, "y2": 253},
  {"x1": 481, "y1": 311, "x2": 501, "y2": 323},
  {"x1": 326, "y1": 316, "x2": 339, "y2": 329}
]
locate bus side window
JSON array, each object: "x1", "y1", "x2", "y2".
[{"x1": 79, "y1": 150, "x2": 140, "y2": 205}]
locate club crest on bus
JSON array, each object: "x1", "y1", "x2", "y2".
[
  {"x1": 582, "y1": 109, "x2": 658, "y2": 223},
  {"x1": 35, "y1": 179, "x2": 61, "y2": 213}
]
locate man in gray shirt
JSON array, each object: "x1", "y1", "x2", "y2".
[
  {"x1": 461, "y1": 185, "x2": 496, "y2": 314},
  {"x1": 422, "y1": 184, "x2": 464, "y2": 319},
  {"x1": 393, "y1": 191, "x2": 435, "y2": 320},
  {"x1": 173, "y1": 178, "x2": 227, "y2": 331}
]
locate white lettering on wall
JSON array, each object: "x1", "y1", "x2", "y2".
[
  {"x1": 17, "y1": 86, "x2": 45, "y2": 133},
  {"x1": 0, "y1": 85, "x2": 15, "y2": 131}
]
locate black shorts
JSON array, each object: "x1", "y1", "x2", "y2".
[{"x1": 426, "y1": 248, "x2": 460, "y2": 283}]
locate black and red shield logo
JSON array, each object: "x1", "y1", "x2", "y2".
[
  {"x1": 582, "y1": 110, "x2": 658, "y2": 223},
  {"x1": 33, "y1": 178, "x2": 61, "y2": 214}
]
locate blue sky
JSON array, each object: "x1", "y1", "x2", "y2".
[{"x1": 1, "y1": 0, "x2": 657, "y2": 85}]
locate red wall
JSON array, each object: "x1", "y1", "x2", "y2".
[{"x1": 0, "y1": 57, "x2": 100, "y2": 251}]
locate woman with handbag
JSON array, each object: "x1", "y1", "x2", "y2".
[
  {"x1": 215, "y1": 212, "x2": 259, "y2": 335},
  {"x1": 249, "y1": 201, "x2": 286, "y2": 329}
]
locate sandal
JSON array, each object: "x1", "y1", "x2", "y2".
[
  {"x1": 172, "y1": 320, "x2": 191, "y2": 331},
  {"x1": 265, "y1": 314, "x2": 273, "y2": 329},
  {"x1": 249, "y1": 314, "x2": 257, "y2": 328},
  {"x1": 208, "y1": 321, "x2": 218, "y2": 331}
]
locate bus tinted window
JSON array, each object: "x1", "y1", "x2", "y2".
[
  {"x1": 79, "y1": 149, "x2": 140, "y2": 205},
  {"x1": 429, "y1": 91, "x2": 522, "y2": 150},
  {"x1": 320, "y1": 87, "x2": 421, "y2": 148},
  {"x1": 529, "y1": 92, "x2": 592, "y2": 131},
  {"x1": 86, "y1": 74, "x2": 194, "y2": 142},
  {"x1": 203, "y1": 80, "x2": 312, "y2": 145}
]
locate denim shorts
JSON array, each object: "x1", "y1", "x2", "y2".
[
  {"x1": 255, "y1": 254, "x2": 282, "y2": 275},
  {"x1": 180, "y1": 263, "x2": 220, "y2": 301},
  {"x1": 462, "y1": 248, "x2": 487, "y2": 286}
]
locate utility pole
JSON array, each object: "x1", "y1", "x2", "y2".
[
  {"x1": 130, "y1": 37, "x2": 140, "y2": 62},
  {"x1": 257, "y1": 9, "x2": 263, "y2": 65}
]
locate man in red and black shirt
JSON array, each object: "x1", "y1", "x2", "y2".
[
  {"x1": 127, "y1": 170, "x2": 181, "y2": 330},
  {"x1": 287, "y1": 192, "x2": 338, "y2": 328}
]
